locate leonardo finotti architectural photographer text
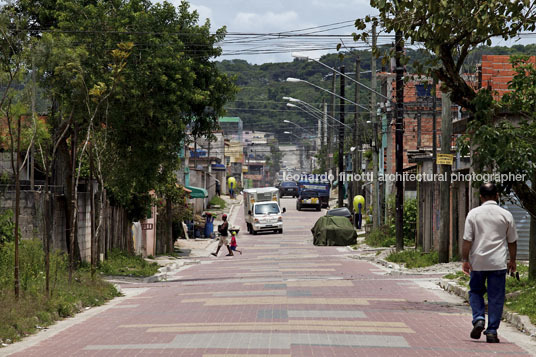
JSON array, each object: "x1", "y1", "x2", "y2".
[{"x1": 283, "y1": 172, "x2": 526, "y2": 183}]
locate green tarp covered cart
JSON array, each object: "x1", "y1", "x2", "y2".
[{"x1": 311, "y1": 216, "x2": 357, "y2": 246}]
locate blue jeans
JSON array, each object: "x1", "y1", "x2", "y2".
[{"x1": 469, "y1": 270, "x2": 507, "y2": 335}]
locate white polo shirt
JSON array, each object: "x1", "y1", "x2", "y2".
[{"x1": 463, "y1": 200, "x2": 518, "y2": 271}]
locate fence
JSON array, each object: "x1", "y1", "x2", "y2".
[{"x1": 0, "y1": 188, "x2": 132, "y2": 262}]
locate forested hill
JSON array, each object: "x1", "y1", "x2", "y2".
[{"x1": 216, "y1": 44, "x2": 536, "y2": 144}]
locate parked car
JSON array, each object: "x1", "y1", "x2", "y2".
[
  {"x1": 296, "y1": 190, "x2": 321, "y2": 211},
  {"x1": 279, "y1": 181, "x2": 299, "y2": 198},
  {"x1": 311, "y1": 215, "x2": 357, "y2": 246},
  {"x1": 326, "y1": 207, "x2": 352, "y2": 222}
]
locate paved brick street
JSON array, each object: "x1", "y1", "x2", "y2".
[{"x1": 4, "y1": 198, "x2": 535, "y2": 356}]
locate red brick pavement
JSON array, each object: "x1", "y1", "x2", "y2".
[{"x1": 4, "y1": 198, "x2": 532, "y2": 356}]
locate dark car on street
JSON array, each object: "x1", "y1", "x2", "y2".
[
  {"x1": 326, "y1": 207, "x2": 352, "y2": 222},
  {"x1": 296, "y1": 190, "x2": 321, "y2": 211},
  {"x1": 279, "y1": 181, "x2": 299, "y2": 198}
]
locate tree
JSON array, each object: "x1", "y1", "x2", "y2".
[
  {"x1": 0, "y1": 6, "x2": 33, "y2": 298},
  {"x1": 17, "y1": 0, "x2": 236, "y2": 265},
  {"x1": 355, "y1": 0, "x2": 536, "y2": 112},
  {"x1": 460, "y1": 56, "x2": 536, "y2": 279},
  {"x1": 355, "y1": 1, "x2": 536, "y2": 276}
]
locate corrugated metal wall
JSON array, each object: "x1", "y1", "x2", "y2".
[{"x1": 503, "y1": 202, "x2": 530, "y2": 261}]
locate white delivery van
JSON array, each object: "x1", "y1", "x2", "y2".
[{"x1": 243, "y1": 187, "x2": 285, "y2": 234}]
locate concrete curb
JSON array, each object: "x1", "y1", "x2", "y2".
[
  {"x1": 144, "y1": 261, "x2": 185, "y2": 283},
  {"x1": 227, "y1": 197, "x2": 243, "y2": 229},
  {"x1": 349, "y1": 248, "x2": 536, "y2": 339},
  {"x1": 144, "y1": 259, "x2": 204, "y2": 283},
  {"x1": 438, "y1": 279, "x2": 536, "y2": 339},
  {"x1": 347, "y1": 252, "x2": 403, "y2": 271}
]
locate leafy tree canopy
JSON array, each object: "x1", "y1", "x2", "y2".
[
  {"x1": 354, "y1": 0, "x2": 536, "y2": 112},
  {"x1": 10, "y1": 0, "x2": 237, "y2": 220}
]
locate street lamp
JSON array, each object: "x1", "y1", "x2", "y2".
[
  {"x1": 286, "y1": 103, "x2": 336, "y2": 130},
  {"x1": 283, "y1": 96, "x2": 351, "y2": 129},
  {"x1": 286, "y1": 77, "x2": 369, "y2": 112},
  {"x1": 283, "y1": 119, "x2": 315, "y2": 136},
  {"x1": 291, "y1": 53, "x2": 393, "y2": 104},
  {"x1": 283, "y1": 131, "x2": 300, "y2": 139}
]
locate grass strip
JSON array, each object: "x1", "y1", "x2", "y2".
[
  {"x1": 443, "y1": 264, "x2": 536, "y2": 324},
  {"x1": 98, "y1": 248, "x2": 160, "y2": 277},
  {"x1": 386, "y1": 249, "x2": 439, "y2": 268},
  {"x1": 0, "y1": 240, "x2": 120, "y2": 344},
  {"x1": 208, "y1": 195, "x2": 226, "y2": 209}
]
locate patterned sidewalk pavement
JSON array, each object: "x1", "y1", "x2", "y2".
[{"x1": 4, "y1": 198, "x2": 535, "y2": 356}]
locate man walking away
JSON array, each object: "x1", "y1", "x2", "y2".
[{"x1": 462, "y1": 182, "x2": 517, "y2": 343}]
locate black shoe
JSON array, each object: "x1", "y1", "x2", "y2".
[
  {"x1": 470, "y1": 320, "x2": 485, "y2": 339},
  {"x1": 485, "y1": 333, "x2": 500, "y2": 343}
]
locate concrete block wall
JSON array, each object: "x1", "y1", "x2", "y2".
[
  {"x1": 76, "y1": 192, "x2": 91, "y2": 262},
  {"x1": 0, "y1": 190, "x2": 92, "y2": 262}
]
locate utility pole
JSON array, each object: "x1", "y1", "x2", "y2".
[
  {"x1": 371, "y1": 24, "x2": 379, "y2": 229},
  {"x1": 318, "y1": 106, "x2": 322, "y2": 156},
  {"x1": 90, "y1": 142, "x2": 96, "y2": 277},
  {"x1": 352, "y1": 56, "x2": 361, "y2": 212},
  {"x1": 395, "y1": 30, "x2": 405, "y2": 251},
  {"x1": 323, "y1": 100, "x2": 328, "y2": 171},
  {"x1": 30, "y1": 50, "x2": 36, "y2": 190},
  {"x1": 382, "y1": 65, "x2": 393, "y2": 225},
  {"x1": 338, "y1": 66, "x2": 345, "y2": 207},
  {"x1": 330, "y1": 69, "x2": 336, "y2": 176},
  {"x1": 430, "y1": 78, "x2": 438, "y2": 252},
  {"x1": 439, "y1": 91, "x2": 452, "y2": 263}
]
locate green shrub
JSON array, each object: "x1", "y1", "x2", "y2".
[
  {"x1": 386, "y1": 249, "x2": 438, "y2": 268},
  {"x1": 98, "y1": 248, "x2": 159, "y2": 277},
  {"x1": 0, "y1": 209, "x2": 15, "y2": 244},
  {"x1": 209, "y1": 195, "x2": 226, "y2": 209},
  {"x1": 383, "y1": 195, "x2": 417, "y2": 246},
  {"x1": 0, "y1": 239, "x2": 120, "y2": 343},
  {"x1": 365, "y1": 225, "x2": 396, "y2": 247},
  {"x1": 403, "y1": 198, "x2": 417, "y2": 243}
]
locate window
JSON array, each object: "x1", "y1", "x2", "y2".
[
  {"x1": 301, "y1": 190, "x2": 318, "y2": 198},
  {"x1": 254, "y1": 203, "x2": 280, "y2": 215}
]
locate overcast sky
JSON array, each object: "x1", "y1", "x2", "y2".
[
  {"x1": 156, "y1": 1, "x2": 532, "y2": 65},
  {"x1": 159, "y1": 0, "x2": 377, "y2": 64}
]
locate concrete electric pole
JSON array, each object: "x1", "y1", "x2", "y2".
[{"x1": 338, "y1": 66, "x2": 345, "y2": 208}]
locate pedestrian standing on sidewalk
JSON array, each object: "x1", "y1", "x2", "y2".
[
  {"x1": 215, "y1": 179, "x2": 221, "y2": 197},
  {"x1": 229, "y1": 182, "x2": 235, "y2": 199},
  {"x1": 462, "y1": 182, "x2": 518, "y2": 344},
  {"x1": 230, "y1": 230, "x2": 242, "y2": 255},
  {"x1": 211, "y1": 214, "x2": 233, "y2": 257}
]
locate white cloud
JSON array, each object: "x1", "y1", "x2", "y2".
[
  {"x1": 190, "y1": 3, "x2": 214, "y2": 23},
  {"x1": 312, "y1": 0, "x2": 368, "y2": 9},
  {"x1": 232, "y1": 11, "x2": 305, "y2": 32}
]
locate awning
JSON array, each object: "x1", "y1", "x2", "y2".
[
  {"x1": 211, "y1": 164, "x2": 226, "y2": 171},
  {"x1": 186, "y1": 185, "x2": 208, "y2": 199}
]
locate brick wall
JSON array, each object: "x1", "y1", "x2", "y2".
[
  {"x1": 386, "y1": 80, "x2": 446, "y2": 172},
  {"x1": 481, "y1": 55, "x2": 536, "y2": 100}
]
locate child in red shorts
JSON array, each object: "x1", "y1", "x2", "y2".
[{"x1": 230, "y1": 231, "x2": 242, "y2": 255}]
